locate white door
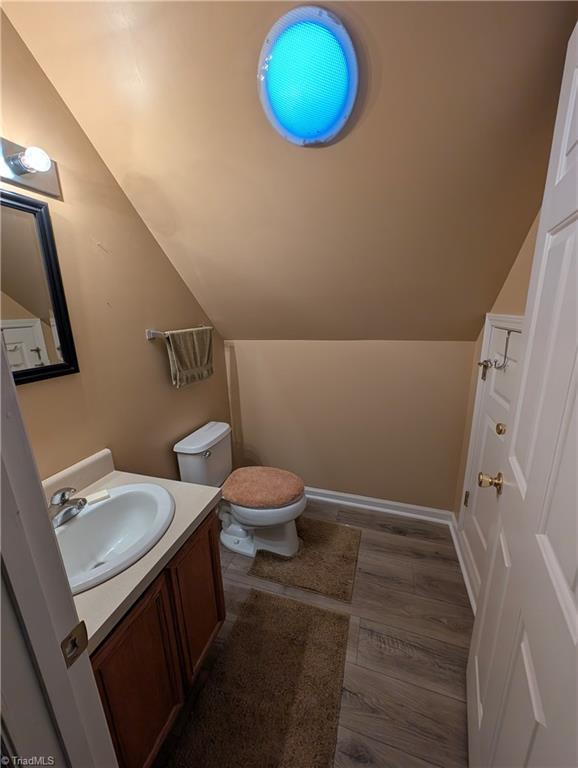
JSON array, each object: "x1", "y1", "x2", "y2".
[
  {"x1": 460, "y1": 316, "x2": 523, "y2": 607},
  {"x1": 1, "y1": 345, "x2": 118, "y2": 767},
  {"x1": 2, "y1": 318, "x2": 49, "y2": 370},
  {"x1": 468, "y1": 23, "x2": 577, "y2": 768}
]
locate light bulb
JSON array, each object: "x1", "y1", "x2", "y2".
[{"x1": 20, "y1": 146, "x2": 52, "y2": 173}]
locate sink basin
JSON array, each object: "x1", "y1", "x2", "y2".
[{"x1": 55, "y1": 483, "x2": 175, "y2": 595}]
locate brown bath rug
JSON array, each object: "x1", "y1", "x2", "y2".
[
  {"x1": 249, "y1": 516, "x2": 361, "y2": 601},
  {"x1": 158, "y1": 590, "x2": 349, "y2": 768}
]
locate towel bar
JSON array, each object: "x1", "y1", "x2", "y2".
[{"x1": 145, "y1": 326, "x2": 212, "y2": 340}]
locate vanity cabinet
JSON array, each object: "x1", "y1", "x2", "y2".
[
  {"x1": 91, "y1": 574, "x2": 183, "y2": 768},
  {"x1": 91, "y1": 508, "x2": 225, "y2": 768},
  {"x1": 168, "y1": 509, "x2": 226, "y2": 684}
]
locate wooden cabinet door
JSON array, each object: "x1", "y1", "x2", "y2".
[
  {"x1": 168, "y1": 509, "x2": 225, "y2": 685},
  {"x1": 91, "y1": 574, "x2": 183, "y2": 768}
]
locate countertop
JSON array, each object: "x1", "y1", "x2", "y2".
[{"x1": 71, "y1": 470, "x2": 221, "y2": 653}]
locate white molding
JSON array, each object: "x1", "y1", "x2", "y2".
[
  {"x1": 305, "y1": 485, "x2": 454, "y2": 524},
  {"x1": 484, "y1": 313, "x2": 525, "y2": 332},
  {"x1": 305, "y1": 484, "x2": 478, "y2": 612}
]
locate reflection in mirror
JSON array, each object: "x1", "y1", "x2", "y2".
[
  {"x1": 1, "y1": 190, "x2": 79, "y2": 384},
  {"x1": 2, "y1": 205, "x2": 61, "y2": 366}
]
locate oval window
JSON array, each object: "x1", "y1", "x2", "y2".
[{"x1": 258, "y1": 6, "x2": 358, "y2": 146}]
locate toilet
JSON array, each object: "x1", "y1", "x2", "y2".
[{"x1": 174, "y1": 422, "x2": 306, "y2": 557}]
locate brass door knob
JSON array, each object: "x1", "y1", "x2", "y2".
[
  {"x1": 478, "y1": 471, "x2": 504, "y2": 495},
  {"x1": 496, "y1": 422, "x2": 507, "y2": 436}
]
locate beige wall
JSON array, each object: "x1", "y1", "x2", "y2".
[
  {"x1": 227, "y1": 214, "x2": 539, "y2": 514},
  {"x1": 452, "y1": 213, "x2": 540, "y2": 515},
  {"x1": 1, "y1": 18, "x2": 230, "y2": 480},
  {"x1": 491, "y1": 215, "x2": 540, "y2": 317},
  {"x1": 2, "y1": 291, "x2": 36, "y2": 321},
  {"x1": 226, "y1": 340, "x2": 474, "y2": 511}
]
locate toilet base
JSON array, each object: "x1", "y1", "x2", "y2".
[
  {"x1": 220, "y1": 519, "x2": 300, "y2": 558},
  {"x1": 220, "y1": 527, "x2": 257, "y2": 557}
]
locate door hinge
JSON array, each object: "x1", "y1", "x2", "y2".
[
  {"x1": 61, "y1": 620, "x2": 88, "y2": 668},
  {"x1": 463, "y1": 490, "x2": 470, "y2": 507}
]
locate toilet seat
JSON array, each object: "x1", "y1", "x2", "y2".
[
  {"x1": 220, "y1": 466, "x2": 306, "y2": 558},
  {"x1": 222, "y1": 466, "x2": 304, "y2": 509},
  {"x1": 229, "y1": 495, "x2": 306, "y2": 527}
]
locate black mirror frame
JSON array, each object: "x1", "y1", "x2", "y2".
[{"x1": 1, "y1": 189, "x2": 79, "y2": 385}]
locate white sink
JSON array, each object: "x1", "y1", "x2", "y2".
[{"x1": 55, "y1": 483, "x2": 175, "y2": 595}]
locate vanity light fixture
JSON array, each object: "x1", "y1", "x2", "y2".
[
  {"x1": 6, "y1": 145, "x2": 52, "y2": 175},
  {"x1": 1, "y1": 138, "x2": 62, "y2": 198}
]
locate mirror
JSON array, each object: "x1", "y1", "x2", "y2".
[{"x1": 1, "y1": 190, "x2": 79, "y2": 384}]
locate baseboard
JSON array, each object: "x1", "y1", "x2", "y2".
[
  {"x1": 305, "y1": 485, "x2": 454, "y2": 524},
  {"x1": 304, "y1": 484, "x2": 477, "y2": 614}
]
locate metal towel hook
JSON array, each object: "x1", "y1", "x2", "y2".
[
  {"x1": 492, "y1": 327, "x2": 522, "y2": 371},
  {"x1": 477, "y1": 326, "x2": 521, "y2": 379}
]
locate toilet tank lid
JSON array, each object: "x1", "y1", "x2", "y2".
[{"x1": 173, "y1": 422, "x2": 231, "y2": 455}]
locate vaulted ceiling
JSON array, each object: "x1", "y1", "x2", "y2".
[{"x1": 5, "y1": 2, "x2": 576, "y2": 340}]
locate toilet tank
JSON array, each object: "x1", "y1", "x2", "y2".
[{"x1": 173, "y1": 422, "x2": 232, "y2": 487}]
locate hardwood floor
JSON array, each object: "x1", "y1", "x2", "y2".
[
  {"x1": 340, "y1": 663, "x2": 468, "y2": 768},
  {"x1": 335, "y1": 726, "x2": 440, "y2": 768},
  {"x1": 219, "y1": 501, "x2": 473, "y2": 768},
  {"x1": 356, "y1": 620, "x2": 468, "y2": 700}
]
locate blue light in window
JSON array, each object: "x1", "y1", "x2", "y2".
[
  {"x1": 258, "y1": 8, "x2": 358, "y2": 145},
  {"x1": 267, "y1": 22, "x2": 348, "y2": 140}
]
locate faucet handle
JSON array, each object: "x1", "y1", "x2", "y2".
[{"x1": 50, "y1": 487, "x2": 77, "y2": 506}]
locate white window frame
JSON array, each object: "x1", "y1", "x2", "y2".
[{"x1": 257, "y1": 5, "x2": 359, "y2": 146}]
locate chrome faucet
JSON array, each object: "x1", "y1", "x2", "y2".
[{"x1": 48, "y1": 487, "x2": 87, "y2": 529}]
